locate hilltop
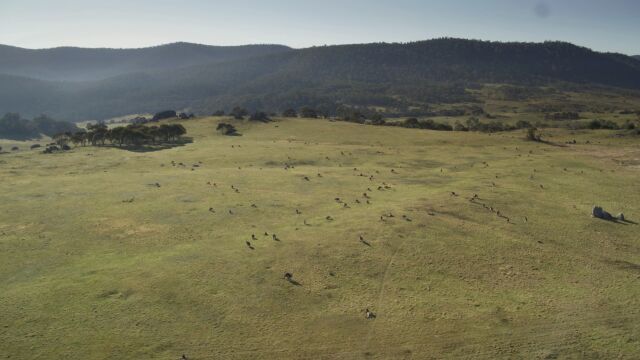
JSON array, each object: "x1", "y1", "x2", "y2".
[{"x1": 0, "y1": 42, "x2": 292, "y2": 81}]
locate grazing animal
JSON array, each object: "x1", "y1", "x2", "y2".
[
  {"x1": 326, "y1": 216, "x2": 333, "y2": 221},
  {"x1": 366, "y1": 200, "x2": 371, "y2": 204},
  {"x1": 155, "y1": 183, "x2": 161, "y2": 188},
  {"x1": 355, "y1": 199, "x2": 361, "y2": 204},
  {"x1": 229, "y1": 210, "x2": 234, "y2": 215},
  {"x1": 284, "y1": 273, "x2": 293, "y2": 281},
  {"x1": 365, "y1": 309, "x2": 375, "y2": 319},
  {"x1": 182, "y1": 354, "x2": 188, "y2": 360},
  {"x1": 251, "y1": 204, "x2": 257, "y2": 208},
  {"x1": 251, "y1": 234, "x2": 257, "y2": 240},
  {"x1": 245, "y1": 241, "x2": 252, "y2": 247},
  {"x1": 272, "y1": 234, "x2": 279, "y2": 241},
  {"x1": 209, "y1": 207, "x2": 215, "y2": 213},
  {"x1": 296, "y1": 209, "x2": 301, "y2": 214}
]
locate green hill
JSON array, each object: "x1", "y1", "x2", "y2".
[{"x1": 2, "y1": 39, "x2": 640, "y2": 121}]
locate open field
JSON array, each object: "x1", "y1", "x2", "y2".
[{"x1": 1, "y1": 117, "x2": 639, "y2": 359}]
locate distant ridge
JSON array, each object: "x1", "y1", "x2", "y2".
[
  {"x1": 0, "y1": 42, "x2": 292, "y2": 81},
  {"x1": 1, "y1": 38, "x2": 640, "y2": 120}
]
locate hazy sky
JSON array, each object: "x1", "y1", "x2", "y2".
[{"x1": 1, "y1": 0, "x2": 639, "y2": 54}]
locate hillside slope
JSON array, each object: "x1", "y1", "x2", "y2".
[
  {"x1": 2, "y1": 39, "x2": 640, "y2": 120},
  {"x1": 0, "y1": 42, "x2": 291, "y2": 81}
]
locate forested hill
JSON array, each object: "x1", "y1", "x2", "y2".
[
  {"x1": 2, "y1": 38, "x2": 640, "y2": 121},
  {"x1": 0, "y1": 42, "x2": 292, "y2": 81}
]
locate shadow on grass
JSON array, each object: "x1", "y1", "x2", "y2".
[
  {"x1": 287, "y1": 279, "x2": 302, "y2": 286},
  {"x1": 99, "y1": 138, "x2": 193, "y2": 153},
  {"x1": 595, "y1": 217, "x2": 637, "y2": 225}
]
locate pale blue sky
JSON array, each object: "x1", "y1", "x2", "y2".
[{"x1": 0, "y1": 0, "x2": 638, "y2": 54}]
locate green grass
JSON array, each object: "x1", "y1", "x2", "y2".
[{"x1": 1, "y1": 117, "x2": 639, "y2": 359}]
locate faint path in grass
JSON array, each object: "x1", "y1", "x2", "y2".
[{"x1": 363, "y1": 232, "x2": 411, "y2": 355}]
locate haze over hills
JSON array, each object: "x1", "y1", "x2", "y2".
[
  {"x1": 1, "y1": 38, "x2": 640, "y2": 121},
  {"x1": 0, "y1": 42, "x2": 292, "y2": 81}
]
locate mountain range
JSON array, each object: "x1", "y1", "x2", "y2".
[{"x1": 1, "y1": 39, "x2": 640, "y2": 121}]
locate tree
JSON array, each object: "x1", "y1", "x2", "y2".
[
  {"x1": 282, "y1": 108, "x2": 297, "y2": 117},
  {"x1": 526, "y1": 127, "x2": 541, "y2": 142},
  {"x1": 52, "y1": 132, "x2": 71, "y2": 146},
  {"x1": 231, "y1": 106, "x2": 248, "y2": 120},
  {"x1": 213, "y1": 110, "x2": 225, "y2": 116},
  {"x1": 300, "y1": 107, "x2": 318, "y2": 118},
  {"x1": 86, "y1": 123, "x2": 109, "y2": 145}
]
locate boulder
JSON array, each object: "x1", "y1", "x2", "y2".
[{"x1": 592, "y1": 206, "x2": 614, "y2": 220}]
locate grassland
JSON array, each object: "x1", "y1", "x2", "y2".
[{"x1": 1, "y1": 117, "x2": 639, "y2": 359}]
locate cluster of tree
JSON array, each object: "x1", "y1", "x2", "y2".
[
  {"x1": 54, "y1": 123, "x2": 187, "y2": 148},
  {"x1": 0, "y1": 113, "x2": 78, "y2": 140},
  {"x1": 545, "y1": 112, "x2": 580, "y2": 120}
]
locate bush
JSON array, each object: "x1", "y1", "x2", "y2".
[
  {"x1": 588, "y1": 119, "x2": 619, "y2": 130},
  {"x1": 249, "y1": 112, "x2": 270, "y2": 122},
  {"x1": 217, "y1": 123, "x2": 239, "y2": 136}
]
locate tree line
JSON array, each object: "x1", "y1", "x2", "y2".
[{"x1": 53, "y1": 123, "x2": 187, "y2": 148}]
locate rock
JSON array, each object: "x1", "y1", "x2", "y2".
[{"x1": 592, "y1": 206, "x2": 614, "y2": 221}]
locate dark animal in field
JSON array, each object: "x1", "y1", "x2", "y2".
[
  {"x1": 365, "y1": 309, "x2": 376, "y2": 319},
  {"x1": 317, "y1": 173, "x2": 323, "y2": 177},
  {"x1": 303, "y1": 176, "x2": 310, "y2": 181},
  {"x1": 296, "y1": 209, "x2": 301, "y2": 214},
  {"x1": 326, "y1": 216, "x2": 334, "y2": 221},
  {"x1": 251, "y1": 234, "x2": 257, "y2": 240},
  {"x1": 272, "y1": 234, "x2": 280, "y2": 241},
  {"x1": 182, "y1": 354, "x2": 188, "y2": 360},
  {"x1": 155, "y1": 183, "x2": 161, "y2": 188},
  {"x1": 264, "y1": 232, "x2": 269, "y2": 236},
  {"x1": 355, "y1": 199, "x2": 361, "y2": 204},
  {"x1": 245, "y1": 241, "x2": 253, "y2": 248},
  {"x1": 209, "y1": 207, "x2": 215, "y2": 213},
  {"x1": 229, "y1": 210, "x2": 234, "y2": 215},
  {"x1": 284, "y1": 273, "x2": 293, "y2": 281},
  {"x1": 251, "y1": 204, "x2": 257, "y2": 208}
]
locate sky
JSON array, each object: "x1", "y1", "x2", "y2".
[{"x1": 0, "y1": 0, "x2": 639, "y2": 55}]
